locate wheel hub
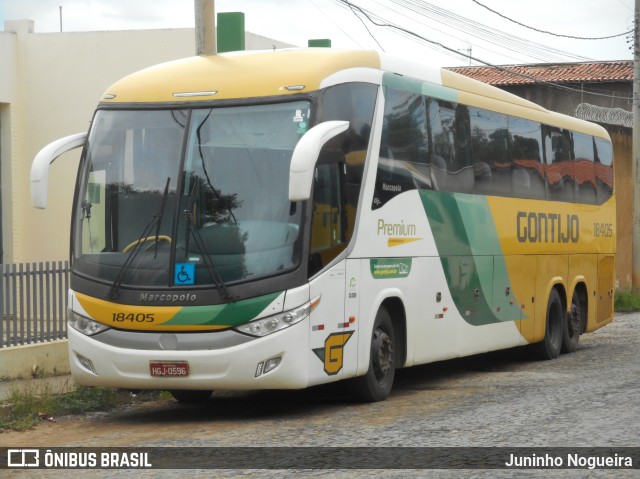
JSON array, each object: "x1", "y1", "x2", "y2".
[
  {"x1": 373, "y1": 329, "x2": 394, "y2": 379},
  {"x1": 569, "y1": 303, "x2": 580, "y2": 336}
]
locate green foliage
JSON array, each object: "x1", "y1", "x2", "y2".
[
  {"x1": 0, "y1": 385, "x2": 57, "y2": 431},
  {"x1": 53, "y1": 386, "x2": 118, "y2": 415},
  {"x1": 614, "y1": 290, "x2": 640, "y2": 313},
  {"x1": 0, "y1": 384, "x2": 165, "y2": 432}
]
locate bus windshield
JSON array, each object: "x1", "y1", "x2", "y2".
[{"x1": 73, "y1": 101, "x2": 310, "y2": 289}]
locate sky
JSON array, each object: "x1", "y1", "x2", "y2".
[{"x1": 0, "y1": 0, "x2": 634, "y2": 67}]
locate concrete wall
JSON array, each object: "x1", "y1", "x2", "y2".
[
  {"x1": 0, "y1": 341, "x2": 69, "y2": 380},
  {"x1": 0, "y1": 26, "x2": 18, "y2": 264},
  {"x1": 611, "y1": 128, "x2": 632, "y2": 289},
  {"x1": 2, "y1": 21, "x2": 294, "y2": 265}
]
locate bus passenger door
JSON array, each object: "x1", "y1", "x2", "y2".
[{"x1": 307, "y1": 162, "x2": 353, "y2": 386}]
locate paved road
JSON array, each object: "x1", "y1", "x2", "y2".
[{"x1": 3, "y1": 313, "x2": 639, "y2": 478}]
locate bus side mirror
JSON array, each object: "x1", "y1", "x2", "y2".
[
  {"x1": 288, "y1": 121, "x2": 349, "y2": 202},
  {"x1": 30, "y1": 132, "x2": 87, "y2": 209}
]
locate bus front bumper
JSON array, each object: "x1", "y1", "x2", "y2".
[{"x1": 67, "y1": 322, "x2": 310, "y2": 391}]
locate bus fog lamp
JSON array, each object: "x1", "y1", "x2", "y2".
[
  {"x1": 264, "y1": 357, "x2": 281, "y2": 374},
  {"x1": 76, "y1": 353, "x2": 98, "y2": 375}
]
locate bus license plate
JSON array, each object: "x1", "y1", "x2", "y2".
[{"x1": 150, "y1": 361, "x2": 189, "y2": 377}]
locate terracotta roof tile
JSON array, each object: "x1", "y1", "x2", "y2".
[{"x1": 447, "y1": 61, "x2": 632, "y2": 86}]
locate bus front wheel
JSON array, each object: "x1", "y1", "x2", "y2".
[
  {"x1": 347, "y1": 307, "x2": 396, "y2": 402},
  {"x1": 531, "y1": 288, "x2": 564, "y2": 360}
]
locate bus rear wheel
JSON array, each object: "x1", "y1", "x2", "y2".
[
  {"x1": 562, "y1": 289, "x2": 581, "y2": 354},
  {"x1": 169, "y1": 390, "x2": 212, "y2": 404},
  {"x1": 531, "y1": 288, "x2": 564, "y2": 360},
  {"x1": 347, "y1": 307, "x2": 396, "y2": 402}
]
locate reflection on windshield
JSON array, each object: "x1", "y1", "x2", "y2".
[
  {"x1": 73, "y1": 102, "x2": 309, "y2": 289},
  {"x1": 175, "y1": 102, "x2": 309, "y2": 285}
]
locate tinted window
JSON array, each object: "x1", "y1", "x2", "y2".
[
  {"x1": 429, "y1": 101, "x2": 474, "y2": 194},
  {"x1": 469, "y1": 107, "x2": 510, "y2": 196},
  {"x1": 310, "y1": 83, "x2": 377, "y2": 275},
  {"x1": 544, "y1": 126, "x2": 575, "y2": 202},
  {"x1": 573, "y1": 132, "x2": 596, "y2": 204},
  {"x1": 369, "y1": 88, "x2": 612, "y2": 207},
  {"x1": 510, "y1": 117, "x2": 544, "y2": 199},
  {"x1": 374, "y1": 88, "x2": 429, "y2": 209},
  {"x1": 319, "y1": 82, "x2": 377, "y2": 218},
  {"x1": 594, "y1": 136, "x2": 614, "y2": 203}
]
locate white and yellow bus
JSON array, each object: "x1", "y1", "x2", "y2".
[{"x1": 31, "y1": 49, "x2": 615, "y2": 402}]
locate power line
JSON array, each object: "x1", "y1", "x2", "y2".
[
  {"x1": 332, "y1": 0, "x2": 633, "y2": 101},
  {"x1": 615, "y1": 0, "x2": 633, "y2": 13},
  {"x1": 334, "y1": 0, "x2": 578, "y2": 64},
  {"x1": 384, "y1": 0, "x2": 592, "y2": 63},
  {"x1": 310, "y1": 0, "x2": 367, "y2": 48},
  {"x1": 344, "y1": 0, "x2": 386, "y2": 51},
  {"x1": 472, "y1": 0, "x2": 633, "y2": 40}
]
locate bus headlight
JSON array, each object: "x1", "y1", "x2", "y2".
[
  {"x1": 68, "y1": 309, "x2": 109, "y2": 336},
  {"x1": 234, "y1": 299, "x2": 316, "y2": 337}
]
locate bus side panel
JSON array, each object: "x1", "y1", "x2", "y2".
[
  {"x1": 409, "y1": 256, "x2": 460, "y2": 365},
  {"x1": 594, "y1": 254, "x2": 615, "y2": 330},
  {"x1": 505, "y1": 255, "x2": 537, "y2": 343},
  {"x1": 307, "y1": 262, "x2": 350, "y2": 387},
  {"x1": 534, "y1": 254, "x2": 568, "y2": 343},
  {"x1": 407, "y1": 255, "x2": 524, "y2": 365}
]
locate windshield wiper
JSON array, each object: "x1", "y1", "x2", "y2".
[
  {"x1": 108, "y1": 177, "x2": 171, "y2": 300},
  {"x1": 183, "y1": 182, "x2": 234, "y2": 302}
]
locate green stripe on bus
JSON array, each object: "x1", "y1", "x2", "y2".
[
  {"x1": 419, "y1": 190, "x2": 520, "y2": 325},
  {"x1": 421, "y1": 83, "x2": 458, "y2": 103},
  {"x1": 163, "y1": 292, "x2": 283, "y2": 327},
  {"x1": 382, "y1": 72, "x2": 458, "y2": 102}
]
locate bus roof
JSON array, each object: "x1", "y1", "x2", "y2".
[
  {"x1": 101, "y1": 49, "x2": 381, "y2": 104},
  {"x1": 100, "y1": 48, "x2": 609, "y2": 140}
]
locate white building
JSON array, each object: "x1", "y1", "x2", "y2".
[{"x1": 0, "y1": 20, "x2": 294, "y2": 264}]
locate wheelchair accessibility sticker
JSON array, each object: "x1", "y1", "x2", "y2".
[{"x1": 174, "y1": 263, "x2": 195, "y2": 285}]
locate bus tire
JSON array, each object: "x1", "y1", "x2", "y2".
[
  {"x1": 562, "y1": 289, "x2": 581, "y2": 354},
  {"x1": 169, "y1": 390, "x2": 212, "y2": 404},
  {"x1": 531, "y1": 288, "x2": 564, "y2": 360},
  {"x1": 347, "y1": 306, "x2": 396, "y2": 402}
]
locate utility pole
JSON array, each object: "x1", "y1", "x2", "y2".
[
  {"x1": 195, "y1": 0, "x2": 216, "y2": 56},
  {"x1": 59, "y1": 6, "x2": 63, "y2": 32},
  {"x1": 633, "y1": 0, "x2": 640, "y2": 290}
]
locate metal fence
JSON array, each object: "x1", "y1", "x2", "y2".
[{"x1": 0, "y1": 261, "x2": 70, "y2": 348}]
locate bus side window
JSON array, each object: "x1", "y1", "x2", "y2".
[
  {"x1": 373, "y1": 88, "x2": 429, "y2": 210},
  {"x1": 510, "y1": 117, "x2": 544, "y2": 200},
  {"x1": 572, "y1": 131, "x2": 597, "y2": 204},
  {"x1": 309, "y1": 162, "x2": 347, "y2": 277},
  {"x1": 469, "y1": 107, "x2": 510, "y2": 197},
  {"x1": 594, "y1": 137, "x2": 614, "y2": 204},
  {"x1": 429, "y1": 100, "x2": 474, "y2": 194},
  {"x1": 544, "y1": 126, "x2": 575, "y2": 203}
]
